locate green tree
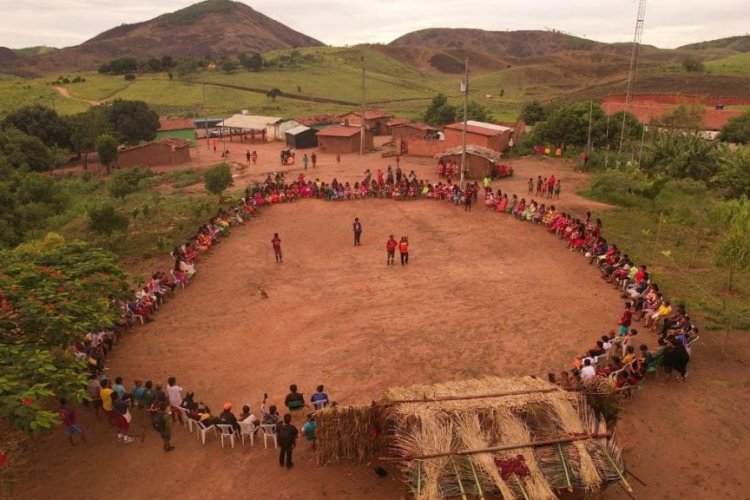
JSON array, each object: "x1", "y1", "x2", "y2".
[
  {"x1": 103, "y1": 57, "x2": 138, "y2": 75},
  {"x1": 220, "y1": 58, "x2": 237, "y2": 73},
  {"x1": 161, "y1": 55, "x2": 173, "y2": 69},
  {"x1": 88, "y1": 205, "x2": 129, "y2": 235},
  {"x1": 95, "y1": 134, "x2": 119, "y2": 174},
  {"x1": 2, "y1": 104, "x2": 72, "y2": 149},
  {"x1": 519, "y1": 100, "x2": 546, "y2": 125},
  {"x1": 266, "y1": 88, "x2": 282, "y2": 102},
  {"x1": 712, "y1": 146, "x2": 750, "y2": 198},
  {"x1": 174, "y1": 56, "x2": 199, "y2": 77},
  {"x1": 108, "y1": 167, "x2": 151, "y2": 199},
  {"x1": 67, "y1": 107, "x2": 113, "y2": 169},
  {"x1": 105, "y1": 99, "x2": 159, "y2": 145},
  {"x1": 719, "y1": 111, "x2": 750, "y2": 144},
  {"x1": 423, "y1": 93, "x2": 457, "y2": 126},
  {"x1": 466, "y1": 100, "x2": 493, "y2": 122},
  {"x1": 641, "y1": 130, "x2": 722, "y2": 181},
  {"x1": 531, "y1": 101, "x2": 606, "y2": 148},
  {"x1": 0, "y1": 127, "x2": 56, "y2": 171},
  {"x1": 0, "y1": 235, "x2": 129, "y2": 433},
  {"x1": 712, "y1": 197, "x2": 750, "y2": 291},
  {"x1": 682, "y1": 56, "x2": 705, "y2": 73},
  {"x1": 660, "y1": 104, "x2": 705, "y2": 131},
  {"x1": 144, "y1": 58, "x2": 163, "y2": 72},
  {"x1": 203, "y1": 163, "x2": 233, "y2": 195}
]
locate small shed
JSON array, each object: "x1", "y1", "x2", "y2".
[
  {"x1": 220, "y1": 114, "x2": 284, "y2": 141},
  {"x1": 444, "y1": 120, "x2": 513, "y2": 152},
  {"x1": 436, "y1": 145, "x2": 503, "y2": 180},
  {"x1": 316, "y1": 126, "x2": 374, "y2": 154},
  {"x1": 116, "y1": 138, "x2": 191, "y2": 168},
  {"x1": 285, "y1": 125, "x2": 318, "y2": 149},
  {"x1": 342, "y1": 110, "x2": 394, "y2": 135}
]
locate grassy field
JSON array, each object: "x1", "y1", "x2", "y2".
[{"x1": 705, "y1": 51, "x2": 750, "y2": 77}]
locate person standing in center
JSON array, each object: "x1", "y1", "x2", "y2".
[
  {"x1": 353, "y1": 217, "x2": 362, "y2": 246},
  {"x1": 386, "y1": 235, "x2": 397, "y2": 266},
  {"x1": 399, "y1": 236, "x2": 409, "y2": 265},
  {"x1": 277, "y1": 413, "x2": 299, "y2": 469},
  {"x1": 272, "y1": 233, "x2": 283, "y2": 263}
]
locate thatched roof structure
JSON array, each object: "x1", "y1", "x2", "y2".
[
  {"x1": 435, "y1": 145, "x2": 503, "y2": 164},
  {"x1": 316, "y1": 376, "x2": 629, "y2": 499}
]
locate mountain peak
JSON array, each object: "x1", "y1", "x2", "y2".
[{"x1": 155, "y1": 0, "x2": 240, "y2": 27}]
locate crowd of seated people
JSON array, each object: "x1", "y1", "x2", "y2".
[{"x1": 66, "y1": 164, "x2": 704, "y2": 453}]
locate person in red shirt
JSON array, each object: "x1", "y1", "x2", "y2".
[
  {"x1": 271, "y1": 233, "x2": 283, "y2": 263},
  {"x1": 311, "y1": 152, "x2": 317, "y2": 168},
  {"x1": 618, "y1": 301, "x2": 633, "y2": 336},
  {"x1": 634, "y1": 265, "x2": 648, "y2": 284},
  {"x1": 386, "y1": 235, "x2": 397, "y2": 265},
  {"x1": 251, "y1": 151, "x2": 257, "y2": 165},
  {"x1": 399, "y1": 236, "x2": 409, "y2": 265},
  {"x1": 59, "y1": 398, "x2": 86, "y2": 446}
]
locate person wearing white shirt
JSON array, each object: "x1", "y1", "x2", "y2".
[
  {"x1": 580, "y1": 359, "x2": 597, "y2": 384},
  {"x1": 166, "y1": 376, "x2": 184, "y2": 424}
]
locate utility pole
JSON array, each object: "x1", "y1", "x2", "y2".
[
  {"x1": 460, "y1": 58, "x2": 469, "y2": 187},
  {"x1": 360, "y1": 52, "x2": 366, "y2": 155},
  {"x1": 202, "y1": 61, "x2": 209, "y2": 151},
  {"x1": 586, "y1": 99, "x2": 594, "y2": 155}
]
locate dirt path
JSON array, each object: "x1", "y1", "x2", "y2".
[{"x1": 53, "y1": 86, "x2": 105, "y2": 106}]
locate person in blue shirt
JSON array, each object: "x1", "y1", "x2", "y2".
[
  {"x1": 113, "y1": 376, "x2": 126, "y2": 399},
  {"x1": 310, "y1": 385, "x2": 329, "y2": 408},
  {"x1": 302, "y1": 413, "x2": 316, "y2": 450}
]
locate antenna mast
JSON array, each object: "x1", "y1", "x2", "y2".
[{"x1": 619, "y1": 0, "x2": 647, "y2": 156}]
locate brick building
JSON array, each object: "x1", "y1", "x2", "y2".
[
  {"x1": 116, "y1": 138, "x2": 191, "y2": 168},
  {"x1": 316, "y1": 126, "x2": 374, "y2": 154},
  {"x1": 341, "y1": 110, "x2": 394, "y2": 135},
  {"x1": 443, "y1": 121, "x2": 513, "y2": 152}
]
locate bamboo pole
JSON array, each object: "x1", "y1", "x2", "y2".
[
  {"x1": 385, "y1": 387, "x2": 561, "y2": 404},
  {"x1": 379, "y1": 433, "x2": 612, "y2": 462}
]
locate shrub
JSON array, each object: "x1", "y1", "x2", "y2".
[
  {"x1": 203, "y1": 163, "x2": 233, "y2": 195},
  {"x1": 88, "y1": 204, "x2": 129, "y2": 235}
]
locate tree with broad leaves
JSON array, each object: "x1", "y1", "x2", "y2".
[
  {"x1": 95, "y1": 134, "x2": 119, "y2": 174},
  {"x1": 0, "y1": 234, "x2": 130, "y2": 434}
]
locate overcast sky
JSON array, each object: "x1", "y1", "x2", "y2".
[{"x1": 1, "y1": 0, "x2": 748, "y2": 49}]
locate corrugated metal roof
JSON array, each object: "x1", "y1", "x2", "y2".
[
  {"x1": 316, "y1": 126, "x2": 361, "y2": 137},
  {"x1": 285, "y1": 125, "x2": 313, "y2": 136},
  {"x1": 221, "y1": 114, "x2": 283, "y2": 129}
]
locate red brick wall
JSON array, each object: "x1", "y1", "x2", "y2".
[
  {"x1": 396, "y1": 136, "x2": 455, "y2": 157},
  {"x1": 318, "y1": 133, "x2": 374, "y2": 154},
  {"x1": 117, "y1": 143, "x2": 191, "y2": 168}
]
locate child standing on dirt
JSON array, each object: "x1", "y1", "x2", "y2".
[
  {"x1": 272, "y1": 233, "x2": 283, "y2": 263},
  {"x1": 554, "y1": 179, "x2": 561, "y2": 198},
  {"x1": 399, "y1": 236, "x2": 409, "y2": 265},
  {"x1": 353, "y1": 217, "x2": 362, "y2": 246},
  {"x1": 303, "y1": 154, "x2": 309, "y2": 170},
  {"x1": 59, "y1": 398, "x2": 86, "y2": 447},
  {"x1": 528, "y1": 177, "x2": 533, "y2": 195},
  {"x1": 252, "y1": 151, "x2": 257, "y2": 165},
  {"x1": 536, "y1": 176, "x2": 543, "y2": 196},
  {"x1": 336, "y1": 154, "x2": 341, "y2": 164},
  {"x1": 152, "y1": 402, "x2": 175, "y2": 452},
  {"x1": 386, "y1": 235, "x2": 397, "y2": 265},
  {"x1": 311, "y1": 152, "x2": 317, "y2": 168}
]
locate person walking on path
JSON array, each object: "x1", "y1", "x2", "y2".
[
  {"x1": 303, "y1": 154, "x2": 309, "y2": 170},
  {"x1": 554, "y1": 179, "x2": 561, "y2": 199},
  {"x1": 166, "y1": 376, "x2": 184, "y2": 424},
  {"x1": 353, "y1": 217, "x2": 362, "y2": 246},
  {"x1": 272, "y1": 233, "x2": 283, "y2": 263},
  {"x1": 246, "y1": 150, "x2": 251, "y2": 163},
  {"x1": 311, "y1": 152, "x2": 317, "y2": 168},
  {"x1": 399, "y1": 236, "x2": 409, "y2": 266},
  {"x1": 386, "y1": 235, "x2": 397, "y2": 266},
  {"x1": 278, "y1": 413, "x2": 299, "y2": 469},
  {"x1": 59, "y1": 398, "x2": 87, "y2": 447},
  {"x1": 464, "y1": 184, "x2": 472, "y2": 211},
  {"x1": 251, "y1": 151, "x2": 258, "y2": 165},
  {"x1": 152, "y1": 402, "x2": 175, "y2": 452}
]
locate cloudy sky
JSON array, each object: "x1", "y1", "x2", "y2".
[{"x1": 1, "y1": 0, "x2": 748, "y2": 49}]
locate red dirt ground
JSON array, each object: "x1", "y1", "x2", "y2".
[{"x1": 10, "y1": 144, "x2": 750, "y2": 500}]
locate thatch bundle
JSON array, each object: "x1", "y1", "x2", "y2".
[{"x1": 315, "y1": 376, "x2": 629, "y2": 498}]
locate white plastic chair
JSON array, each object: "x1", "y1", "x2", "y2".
[
  {"x1": 194, "y1": 420, "x2": 216, "y2": 445},
  {"x1": 216, "y1": 424, "x2": 237, "y2": 448},
  {"x1": 176, "y1": 407, "x2": 193, "y2": 432},
  {"x1": 261, "y1": 423, "x2": 278, "y2": 449},
  {"x1": 170, "y1": 269, "x2": 186, "y2": 289},
  {"x1": 312, "y1": 400, "x2": 329, "y2": 410},
  {"x1": 126, "y1": 308, "x2": 144, "y2": 325},
  {"x1": 239, "y1": 421, "x2": 257, "y2": 447}
]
